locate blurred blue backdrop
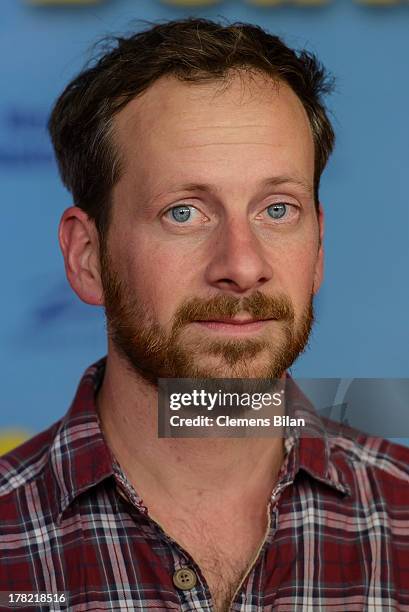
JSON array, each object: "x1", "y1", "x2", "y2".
[{"x1": 0, "y1": 0, "x2": 408, "y2": 448}]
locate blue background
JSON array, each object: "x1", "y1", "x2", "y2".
[{"x1": 0, "y1": 0, "x2": 408, "y2": 441}]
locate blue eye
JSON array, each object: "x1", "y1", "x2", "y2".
[
  {"x1": 171, "y1": 206, "x2": 192, "y2": 223},
  {"x1": 267, "y1": 203, "x2": 287, "y2": 220}
]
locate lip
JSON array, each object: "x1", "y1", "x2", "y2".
[
  {"x1": 198, "y1": 317, "x2": 269, "y2": 324},
  {"x1": 192, "y1": 318, "x2": 273, "y2": 334}
]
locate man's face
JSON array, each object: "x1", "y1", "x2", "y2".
[{"x1": 101, "y1": 71, "x2": 323, "y2": 384}]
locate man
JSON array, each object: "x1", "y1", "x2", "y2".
[{"x1": 1, "y1": 17, "x2": 409, "y2": 612}]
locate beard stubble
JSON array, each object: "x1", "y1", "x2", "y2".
[{"x1": 100, "y1": 244, "x2": 314, "y2": 386}]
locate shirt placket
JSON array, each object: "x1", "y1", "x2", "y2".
[
  {"x1": 111, "y1": 438, "x2": 298, "y2": 611},
  {"x1": 113, "y1": 463, "x2": 215, "y2": 610}
]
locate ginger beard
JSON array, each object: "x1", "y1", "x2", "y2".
[{"x1": 100, "y1": 244, "x2": 315, "y2": 386}]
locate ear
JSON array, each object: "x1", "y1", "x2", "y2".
[
  {"x1": 313, "y1": 204, "x2": 324, "y2": 295},
  {"x1": 58, "y1": 206, "x2": 104, "y2": 306}
]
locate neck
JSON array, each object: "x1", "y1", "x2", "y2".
[{"x1": 97, "y1": 349, "x2": 285, "y2": 511}]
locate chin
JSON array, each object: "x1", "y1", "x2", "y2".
[{"x1": 186, "y1": 354, "x2": 279, "y2": 380}]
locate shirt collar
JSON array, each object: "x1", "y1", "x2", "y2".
[
  {"x1": 48, "y1": 359, "x2": 349, "y2": 523},
  {"x1": 283, "y1": 374, "x2": 351, "y2": 496},
  {"x1": 48, "y1": 358, "x2": 115, "y2": 524}
]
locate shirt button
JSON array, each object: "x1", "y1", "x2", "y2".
[{"x1": 173, "y1": 567, "x2": 197, "y2": 590}]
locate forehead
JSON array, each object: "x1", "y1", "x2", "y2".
[{"x1": 112, "y1": 71, "x2": 314, "y2": 195}]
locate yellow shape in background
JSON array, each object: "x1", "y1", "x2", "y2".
[
  {"x1": 246, "y1": 0, "x2": 328, "y2": 5},
  {"x1": 357, "y1": 0, "x2": 400, "y2": 4},
  {"x1": 26, "y1": 0, "x2": 104, "y2": 5},
  {"x1": 0, "y1": 430, "x2": 31, "y2": 456},
  {"x1": 245, "y1": 0, "x2": 285, "y2": 5},
  {"x1": 160, "y1": 0, "x2": 222, "y2": 5}
]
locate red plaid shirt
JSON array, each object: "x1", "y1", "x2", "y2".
[{"x1": 1, "y1": 358, "x2": 409, "y2": 611}]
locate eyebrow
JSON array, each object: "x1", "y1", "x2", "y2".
[{"x1": 162, "y1": 175, "x2": 314, "y2": 198}]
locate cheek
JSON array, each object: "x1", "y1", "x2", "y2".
[
  {"x1": 274, "y1": 237, "x2": 319, "y2": 304},
  {"x1": 121, "y1": 236, "x2": 196, "y2": 319}
]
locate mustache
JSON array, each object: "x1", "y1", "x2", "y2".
[{"x1": 173, "y1": 291, "x2": 294, "y2": 328}]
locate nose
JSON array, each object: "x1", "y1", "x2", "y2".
[{"x1": 204, "y1": 219, "x2": 273, "y2": 294}]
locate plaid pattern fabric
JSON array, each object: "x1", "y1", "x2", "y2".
[{"x1": 1, "y1": 358, "x2": 409, "y2": 611}]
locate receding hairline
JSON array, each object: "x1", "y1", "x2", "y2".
[{"x1": 110, "y1": 68, "x2": 312, "y2": 175}]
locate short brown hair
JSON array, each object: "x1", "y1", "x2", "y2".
[{"x1": 48, "y1": 17, "x2": 335, "y2": 240}]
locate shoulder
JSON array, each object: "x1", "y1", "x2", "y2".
[
  {"x1": 325, "y1": 418, "x2": 409, "y2": 506},
  {"x1": 0, "y1": 419, "x2": 62, "y2": 498}
]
